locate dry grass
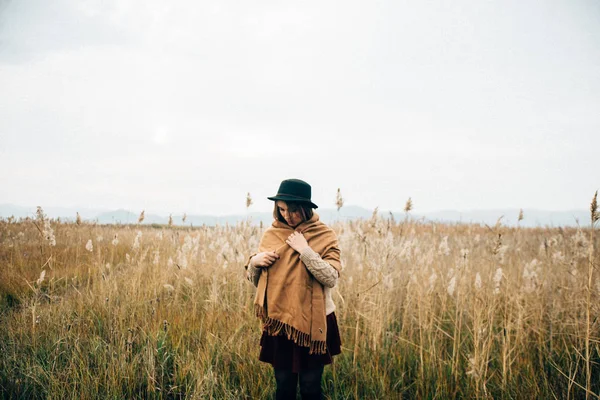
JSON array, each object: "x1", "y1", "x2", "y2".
[{"x1": 0, "y1": 208, "x2": 599, "y2": 399}]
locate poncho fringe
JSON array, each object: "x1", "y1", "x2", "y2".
[{"x1": 255, "y1": 303, "x2": 328, "y2": 355}]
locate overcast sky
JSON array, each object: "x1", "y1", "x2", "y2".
[{"x1": 1, "y1": 0, "x2": 599, "y2": 216}]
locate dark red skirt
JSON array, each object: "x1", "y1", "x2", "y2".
[{"x1": 259, "y1": 312, "x2": 342, "y2": 373}]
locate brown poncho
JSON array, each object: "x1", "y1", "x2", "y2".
[{"x1": 252, "y1": 213, "x2": 341, "y2": 354}]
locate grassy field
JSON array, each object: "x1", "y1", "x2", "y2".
[{"x1": 0, "y1": 205, "x2": 598, "y2": 399}]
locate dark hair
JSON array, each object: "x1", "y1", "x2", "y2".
[{"x1": 273, "y1": 201, "x2": 314, "y2": 225}]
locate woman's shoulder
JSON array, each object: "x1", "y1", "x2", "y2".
[
  {"x1": 261, "y1": 225, "x2": 277, "y2": 236},
  {"x1": 312, "y1": 221, "x2": 339, "y2": 238}
]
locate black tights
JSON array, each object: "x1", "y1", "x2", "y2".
[{"x1": 274, "y1": 366, "x2": 324, "y2": 400}]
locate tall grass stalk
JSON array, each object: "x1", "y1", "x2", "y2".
[{"x1": 586, "y1": 191, "x2": 598, "y2": 400}]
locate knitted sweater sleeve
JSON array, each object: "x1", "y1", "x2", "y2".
[
  {"x1": 300, "y1": 247, "x2": 339, "y2": 288},
  {"x1": 245, "y1": 255, "x2": 261, "y2": 287}
]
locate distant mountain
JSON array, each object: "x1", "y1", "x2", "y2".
[
  {"x1": 412, "y1": 209, "x2": 590, "y2": 228},
  {"x1": 95, "y1": 209, "x2": 139, "y2": 224},
  {"x1": 0, "y1": 204, "x2": 106, "y2": 220},
  {"x1": 0, "y1": 203, "x2": 592, "y2": 228},
  {"x1": 0, "y1": 204, "x2": 31, "y2": 219}
]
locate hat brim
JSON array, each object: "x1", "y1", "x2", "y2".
[{"x1": 267, "y1": 195, "x2": 318, "y2": 209}]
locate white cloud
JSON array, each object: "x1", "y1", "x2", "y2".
[
  {"x1": 152, "y1": 127, "x2": 170, "y2": 145},
  {"x1": 1, "y1": 0, "x2": 599, "y2": 215}
]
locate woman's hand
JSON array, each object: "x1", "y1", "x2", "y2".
[
  {"x1": 286, "y1": 231, "x2": 310, "y2": 254},
  {"x1": 251, "y1": 251, "x2": 280, "y2": 268}
]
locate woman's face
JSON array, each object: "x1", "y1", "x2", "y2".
[{"x1": 276, "y1": 201, "x2": 303, "y2": 228}]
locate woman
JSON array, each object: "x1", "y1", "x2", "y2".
[{"x1": 245, "y1": 178, "x2": 342, "y2": 400}]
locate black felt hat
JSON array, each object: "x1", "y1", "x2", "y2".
[{"x1": 267, "y1": 179, "x2": 318, "y2": 209}]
